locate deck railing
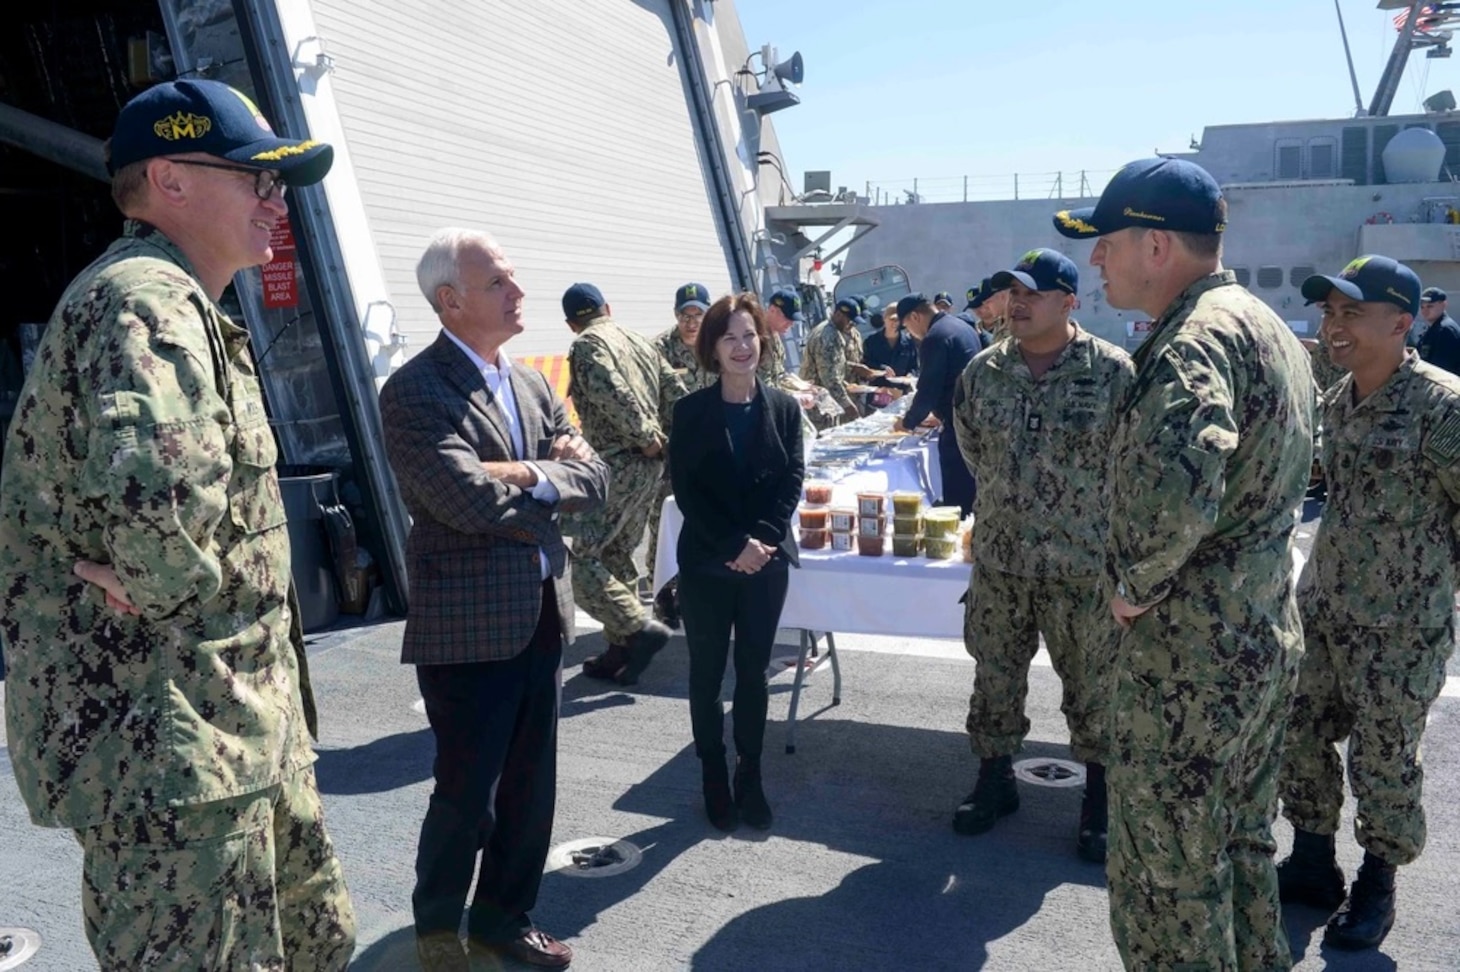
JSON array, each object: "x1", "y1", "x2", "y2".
[{"x1": 860, "y1": 169, "x2": 1119, "y2": 205}]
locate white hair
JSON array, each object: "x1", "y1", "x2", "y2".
[{"x1": 416, "y1": 227, "x2": 502, "y2": 313}]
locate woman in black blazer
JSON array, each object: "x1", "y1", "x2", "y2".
[{"x1": 668, "y1": 293, "x2": 804, "y2": 831}]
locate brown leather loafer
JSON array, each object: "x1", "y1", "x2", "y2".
[{"x1": 472, "y1": 928, "x2": 573, "y2": 968}]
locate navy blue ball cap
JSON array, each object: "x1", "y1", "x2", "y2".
[
  {"x1": 107, "y1": 79, "x2": 333, "y2": 185},
  {"x1": 674, "y1": 282, "x2": 711, "y2": 313},
  {"x1": 562, "y1": 282, "x2": 607, "y2": 320},
  {"x1": 969, "y1": 277, "x2": 994, "y2": 309},
  {"x1": 1052, "y1": 157, "x2": 1226, "y2": 240},
  {"x1": 1300, "y1": 256, "x2": 1421, "y2": 316},
  {"x1": 1422, "y1": 286, "x2": 1448, "y2": 304},
  {"x1": 934, "y1": 291, "x2": 954, "y2": 306},
  {"x1": 834, "y1": 297, "x2": 860, "y2": 319},
  {"x1": 964, "y1": 285, "x2": 980, "y2": 309},
  {"x1": 990, "y1": 248, "x2": 1080, "y2": 295},
  {"x1": 895, "y1": 292, "x2": 928, "y2": 321},
  {"x1": 768, "y1": 287, "x2": 804, "y2": 322}
]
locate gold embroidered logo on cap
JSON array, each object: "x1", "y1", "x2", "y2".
[
  {"x1": 1056, "y1": 211, "x2": 1097, "y2": 234},
  {"x1": 1123, "y1": 207, "x2": 1165, "y2": 222},
  {"x1": 155, "y1": 112, "x2": 211, "y2": 141},
  {"x1": 250, "y1": 140, "x2": 321, "y2": 161}
]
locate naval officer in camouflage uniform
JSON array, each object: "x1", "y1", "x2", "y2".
[
  {"x1": 564, "y1": 283, "x2": 682, "y2": 683},
  {"x1": 0, "y1": 79, "x2": 354, "y2": 969},
  {"x1": 800, "y1": 296, "x2": 866, "y2": 423},
  {"x1": 1276, "y1": 257, "x2": 1460, "y2": 951},
  {"x1": 950, "y1": 249, "x2": 1134, "y2": 862},
  {"x1": 654, "y1": 282, "x2": 713, "y2": 392},
  {"x1": 1055, "y1": 158, "x2": 1315, "y2": 970}
]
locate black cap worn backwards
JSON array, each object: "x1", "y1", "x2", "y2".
[
  {"x1": 1300, "y1": 256, "x2": 1421, "y2": 316},
  {"x1": 107, "y1": 79, "x2": 334, "y2": 185},
  {"x1": 769, "y1": 287, "x2": 804, "y2": 322},
  {"x1": 562, "y1": 282, "x2": 607, "y2": 320},
  {"x1": 990, "y1": 248, "x2": 1080, "y2": 295},
  {"x1": 674, "y1": 282, "x2": 711, "y2": 313},
  {"x1": 1052, "y1": 157, "x2": 1226, "y2": 240}
]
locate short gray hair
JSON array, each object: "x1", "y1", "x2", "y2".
[{"x1": 416, "y1": 227, "x2": 501, "y2": 313}]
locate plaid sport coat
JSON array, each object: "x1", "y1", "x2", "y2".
[{"x1": 379, "y1": 331, "x2": 608, "y2": 664}]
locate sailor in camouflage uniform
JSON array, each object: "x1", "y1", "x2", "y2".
[
  {"x1": 950, "y1": 249, "x2": 1134, "y2": 863},
  {"x1": 0, "y1": 80, "x2": 354, "y2": 970},
  {"x1": 799, "y1": 296, "x2": 866, "y2": 424},
  {"x1": 654, "y1": 282, "x2": 712, "y2": 393},
  {"x1": 1055, "y1": 158, "x2": 1315, "y2": 971},
  {"x1": 1275, "y1": 257, "x2": 1460, "y2": 951},
  {"x1": 563, "y1": 283, "x2": 683, "y2": 683}
]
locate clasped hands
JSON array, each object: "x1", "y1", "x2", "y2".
[{"x1": 726, "y1": 538, "x2": 776, "y2": 574}]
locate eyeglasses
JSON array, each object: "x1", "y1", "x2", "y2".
[{"x1": 166, "y1": 158, "x2": 288, "y2": 200}]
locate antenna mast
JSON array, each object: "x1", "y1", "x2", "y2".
[{"x1": 1336, "y1": 0, "x2": 1367, "y2": 115}]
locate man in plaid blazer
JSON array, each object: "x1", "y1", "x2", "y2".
[{"x1": 380, "y1": 228, "x2": 608, "y2": 971}]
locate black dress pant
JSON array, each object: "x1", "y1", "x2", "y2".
[
  {"x1": 412, "y1": 581, "x2": 562, "y2": 941},
  {"x1": 679, "y1": 562, "x2": 790, "y2": 761},
  {"x1": 938, "y1": 433, "x2": 976, "y2": 517}
]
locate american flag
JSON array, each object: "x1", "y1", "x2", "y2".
[{"x1": 1394, "y1": 4, "x2": 1439, "y2": 31}]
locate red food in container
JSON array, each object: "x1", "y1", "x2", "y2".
[
  {"x1": 856, "y1": 534, "x2": 885, "y2": 556},
  {"x1": 804, "y1": 481, "x2": 833, "y2": 505},
  {"x1": 856, "y1": 491, "x2": 886, "y2": 517},
  {"x1": 828, "y1": 507, "x2": 857, "y2": 532},
  {"x1": 799, "y1": 528, "x2": 828, "y2": 550},
  {"x1": 857, "y1": 516, "x2": 886, "y2": 538},
  {"x1": 798, "y1": 506, "x2": 829, "y2": 529}
]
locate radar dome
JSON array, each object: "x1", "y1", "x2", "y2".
[{"x1": 1382, "y1": 127, "x2": 1446, "y2": 183}]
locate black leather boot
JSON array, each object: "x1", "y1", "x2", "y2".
[
  {"x1": 1076, "y1": 762, "x2": 1108, "y2": 863},
  {"x1": 1324, "y1": 851, "x2": 1397, "y2": 950},
  {"x1": 702, "y1": 756, "x2": 738, "y2": 832},
  {"x1": 733, "y1": 755, "x2": 773, "y2": 830},
  {"x1": 953, "y1": 755, "x2": 1020, "y2": 835},
  {"x1": 1277, "y1": 829, "x2": 1348, "y2": 909}
]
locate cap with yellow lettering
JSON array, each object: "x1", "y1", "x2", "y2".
[
  {"x1": 1052, "y1": 157, "x2": 1225, "y2": 240},
  {"x1": 107, "y1": 79, "x2": 334, "y2": 186}
]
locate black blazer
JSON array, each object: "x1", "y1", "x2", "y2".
[
  {"x1": 669, "y1": 379, "x2": 805, "y2": 573},
  {"x1": 903, "y1": 312, "x2": 984, "y2": 430}
]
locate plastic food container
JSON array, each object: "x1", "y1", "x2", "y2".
[
  {"x1": 857, "y1": 534, "x2": 885, "y2": 556},
  {"x1": 856, "y1": 491, "x2": 886, "y2": 518},
  {"x1": 800, "y1": 528, "x2": 828, "y2": 550},
  {"x1": 830, "y1": 531, "x2": 855, "y2": 552},
  {"x1": 924, "y1": 536, "x2": 957, "y2": 559},
  {"x1": 893, "y1": 514, "x2": 922, "y2": 535},
  {"x1": 804, "y1": 481, "x2": 833, "y2": 505},
  {"x1": 891, "y1": 491, "x2": 923, "y2": 516},
  {"x1": 891, "y1": 534, "x2": 921, "y2": 557},
  {"x1": 798, "y1": 506, "x2": 829, "y2": 530},
  {"x1": 828, "y1": 507, "x2": 857, "y2": 532},
  {"x1": 923, "y1": 507, "x2": 961, "y2": 539},
  {"x1": 857, "y1": 515, "x2": 886, "y2": 538}
]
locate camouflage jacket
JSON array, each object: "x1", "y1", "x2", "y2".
[
  {"x1": 571, "y1": 317, "x2": 686, "y2": 459},
  {"x1": 1109, "y1": 271, "x2": 1315, "y2": 629},
  {"x1": 800, "y1": 321, "x2": 863, "y2": 411},
  {"x1": 0, "y1": 220, "x2": 314, "y2": 828},
  {"x1": 954, "y1": 324, "x2": 1135, "y2": 578},
  {"x1": 654, "y1": 326, "x2": 710, "y2": 392},
  {"x1": 1303, "y1": 353, "x2": 1460, "y2": 627},
  {"x1": 1307, "y1": 334, "x2": 1348, "y2": 396}
]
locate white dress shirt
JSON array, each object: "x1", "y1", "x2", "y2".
[{"x1": 444, "y1": 330, "x2": 559, "y2": 579}]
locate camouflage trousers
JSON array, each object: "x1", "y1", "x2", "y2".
[
  {"x1": 963, "y1": 568, "x2": 1114, "y2": 763},
  {"x1": 1279, "y1": 619, "x2": 1453, "y2": 866},
  {"x1": 568, "y1": 453, "x2": 662, "y2": 643},
  {"x1": 1107, "y1": 635, "x2": 1299, "y2": 972},
  {"x1": 76, "y1": 764, "x2": 355, "y2": 971}
]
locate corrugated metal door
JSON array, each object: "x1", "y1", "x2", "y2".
[{"x1": 306, "y1": 0, "x2": 735, "y2": 359}]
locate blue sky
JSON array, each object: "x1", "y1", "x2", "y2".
[{"x1": 734, "y1": 0, "x2": 1453, "y2": 202}]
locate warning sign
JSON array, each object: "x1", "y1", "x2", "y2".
[{"x1": 263, "y1": 222, "x2": 298, "y2": 309}]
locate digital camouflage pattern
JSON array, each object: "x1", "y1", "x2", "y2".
[
  {"x1": 963, "y1": 569, "x2": 1115, "y2": 763},
  {"x1": 655, "y1": 325, "x2": 711, "y2": 393},
  {"x1": 1302, "y1": 355, "x2": 1460, "y2": 627},
  {"x1": 80, "y1": 766, "x2": 354, "y2": 970},
  {"x1": 568, "y1": 316, "x2": 684, "y2": 640},
  {"x1": 953, "y1": 324, "x2": 1134, "y2": 578},
  {"x1": 1280, "y1": 354, "x2": 1460, "y2": 866},
  {"x1": 0, "y1": 221, "x2": 319, "y2": 830},
  {"x1": 1280, "y1": 622, "x2": 1450, "y2": 866},
  {"x1": 1105, "y1": 271, "x2": 1315, "y2": 971},
  {"x1": 799, "y1": 320, "x2": 864, "y2": 413}
]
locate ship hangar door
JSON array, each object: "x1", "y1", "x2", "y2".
[{"x1": 303, "y1": 0, "x2": 737, "y2": 357}]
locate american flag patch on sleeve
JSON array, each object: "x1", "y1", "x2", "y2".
[{"x1": 1424, "y1": 411, "x2": 1460, "y2": 465}]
